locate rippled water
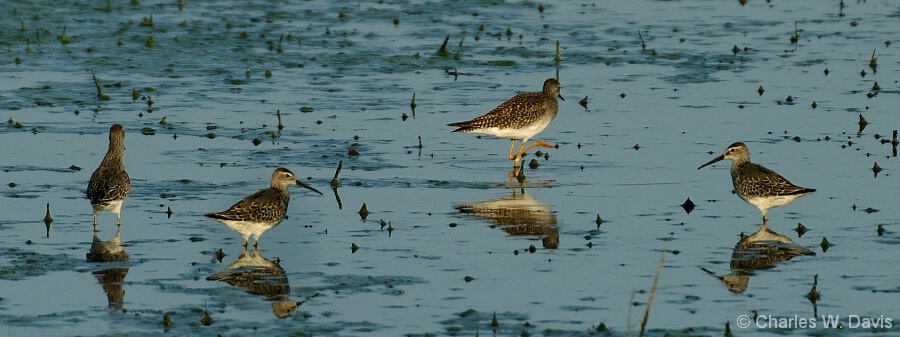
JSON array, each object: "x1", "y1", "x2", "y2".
[{"x1": 1, "y1": 1, "x2": 898, "y2": 336}]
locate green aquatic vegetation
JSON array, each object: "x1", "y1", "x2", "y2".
[
  {"x1": 437, "y1": 35, "x2": 450, "y2": 57},
  {"x1": 140, "y1": 15, "x2": 154, "y2": 27},
  {"x1": 58, "y1": 26, "x2": 70, "y2": 45}
]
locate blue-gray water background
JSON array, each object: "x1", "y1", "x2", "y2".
[{"x1": 1, "y1": 1, "x2": 898, "y2": 336}]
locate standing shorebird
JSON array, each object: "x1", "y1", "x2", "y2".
[
  {"x1": 86, "y1": 124, "x2": 131, "y2": 229},
  {"x1": 698, "y1": 142, "x2": 816, "y2": 223},
  {"x1": 205, "y1": 168, "x2": 322, "y2": 247},
  {"x1": 448, "y1": 78, "x2": 563, "y2": 174}
]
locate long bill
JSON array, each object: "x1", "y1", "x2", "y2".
[
  {"x1": 296, "y1": 180, "x2": 324, "y2": 195},
  {"x1": 697, "y1": 155, "x2": 724, "y2": 170}
]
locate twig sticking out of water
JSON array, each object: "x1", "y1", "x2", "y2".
[
  {"x1": 555, "y1": 40, "x2": 561, "y2": 63},
  {"x1": 44, "y1": 203, "x2": 53, "y2": 237},
  {"x1": 276, "y1": 109, "x2": 284, "y2": 130},
  {"x1": 201, "y1": 302, "x2": 213, "y2": 326},
  {"x1": 331, "y1": 160, "x2": 343, "y2": 187},
  {"x1": 91, "y1": 70, "x2": 109, "y2": 100},
  {"x1": 437, "y1": 35, "x2": 450, "y2": 57},
  {"x1": 298, "y1": 292, "x2": 320, "y2": 305},
  {"x1": 857, "y1": 114, "x2": 868, "y2": 135},
  {"x1": 806, "y1": 274, "x2": 820, "y2": 316},
  {"x1": 869, "y1": 49, "x2": 877, "y2": 72},
  {"x1": 331, "y1": 161, "x2": 345, "y2": 208},
  {"x1": 790, "y1": 21, "x2": 799, "y2": 44},
  {"x1": 59, "y1": 26, "x2": 69, "y2": 44},
  {"x1": 638, "y1": 31, "x2": 646, "y2": 51},
  {"x1": 891, "y1": 130, "x2": 898, "y2": 156},
  {"x1": 358, "y1": 203, "x2": 369, "y2": 221},
  {"x1": 626, "y1": 288, "x2": 636, "y2": 334},
  {"x1": 277, "y1": 33, "x2": 284, "y2": 53},
  {"x1": 638, "y1": 249, "x2": 666, "y2": 337},
  {"x1": 417, "y1": 136, "x2": 423, "y2": 157}
]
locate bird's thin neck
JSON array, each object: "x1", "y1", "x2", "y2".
[
  {"x1": 730, "y1": 155, "x2": 750, "y2": 168},
  {"x1": 270, "y1": 183, "x2": 292, "y2": 193},
  {"x1": 101, "y1": 142, "x2": 125, "y2": 167}
]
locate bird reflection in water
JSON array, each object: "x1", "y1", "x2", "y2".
[
  {"x1": 86, "y1": 227, "x2": 130, "y2": 308},
  {"x1": 455, "y1": 190, "x2": 559, "y2": 249},
  {"x1": 207, "y1": 248, "x2": 307, "y2": 319},
  {"x1": 86, "y1": 226, "x2": 129, "y2": 263},
  {"x1": 704, "y1": 223, "x2": 815, "y2": 293}
]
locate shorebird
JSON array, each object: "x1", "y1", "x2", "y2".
[
  {"x1": 205, "y1": 168, "x2": 322, "y2": 247},
  {"x1": 698, "y1": 142, "x2": 816, "y2": 223},
  {"x1": 448, "y1": 78, "x2": 563, "y2": 174},
  {"x1": 86, "y1": 124, "x2": 131, "y2": 229}
]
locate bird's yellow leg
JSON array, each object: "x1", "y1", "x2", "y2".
[
  {"x1": 518, "y1": 141, "x2": 555, "y2": 157},
  {"x1": 507, "y1": 140, "x2": 518, "y2": 160}
]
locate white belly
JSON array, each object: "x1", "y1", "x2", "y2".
[
  {"x1": 93, "y1": 199, "x2": 125, "y2": 214},
  {"x1": 742, "y1": 195, "x2": 801, "y2": 211},
  {"x1": 477, "y1": 122, "x2": 550, "y2": 140}
]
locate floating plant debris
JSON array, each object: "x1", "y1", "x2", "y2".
[
  {"x1": 794, "y1": 223, "x2": 808, "y2": 237},
  {"x1": 681, "y1": 198, "x2": 695, "y2": 214}
]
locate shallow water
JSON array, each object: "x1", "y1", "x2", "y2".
[{"x1": 1, "y1": 0, "x2": 898, "y2": 336}]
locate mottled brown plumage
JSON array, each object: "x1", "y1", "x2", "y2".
[
  {"x1": 87, "y1": 124, "x2": 131, "y2": 228},
  {"x1": 699, "y1": 142, "x2": 816, "y2": 222},
  {"x1": 205, "y1": 168, "x2": 322, "y2": 247},
  {"x1": 449, "y1": 78, "x2": 563, "y2": 173}
]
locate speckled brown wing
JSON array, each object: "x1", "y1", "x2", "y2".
[
  {"x1": 732, "y1": 163, "x2": 815, "y2": 198},
  {"x1": 86, "y1": 167, "x2": 131, "y2": 204},
  {"x1": 206, "y1": 188, "x2": 290, "y2": 223},
  {"x1": 449, "y1": 92, "x2": 558, "y2": 132}
]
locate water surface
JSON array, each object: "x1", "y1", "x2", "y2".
[{"x1": 1, "y1": 1, "x2": 898, "y2": 336}]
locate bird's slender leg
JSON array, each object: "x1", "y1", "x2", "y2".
[
  {"x1": 116, "y1": 212, "x2": 122, "y2": 226},
  {"x1": 511, "y1": 138, "x2": 528, "y2": 172},
  {"x1": 507, "y1": 140, "x2": 518, "y2": 160},
  {"x1": 518, "y1": 141, "x2": 555, "y2": 158},
  {"x1": 93, "y1": 212, "x2": 98, "y2": 232},
  {"x1": 509, "y1": 167, "x2": 527, "y2": 185}
]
